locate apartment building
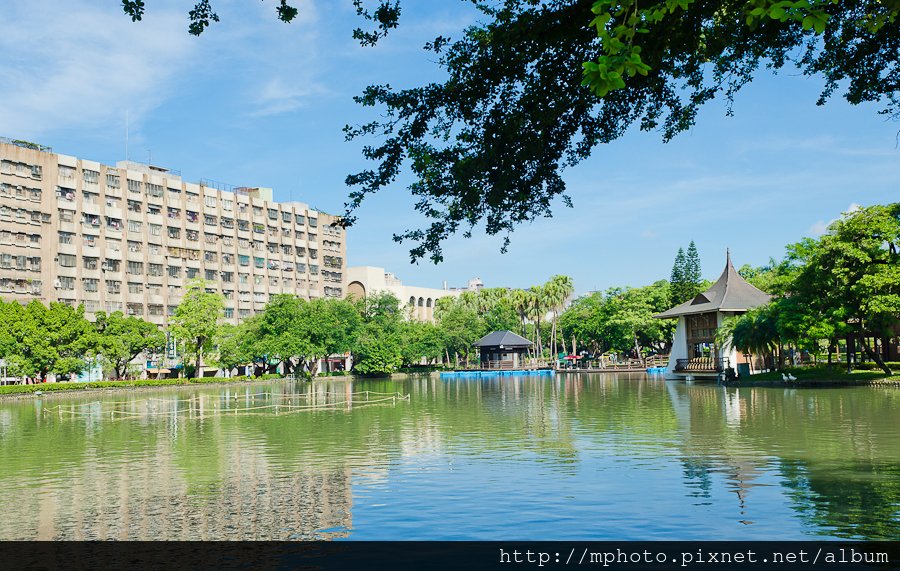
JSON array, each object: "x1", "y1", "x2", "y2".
[{"x1": 0, "y1": 138, "x2": 346, "y2": 326}]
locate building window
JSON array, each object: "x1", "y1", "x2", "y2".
[
  {"x1": 84, "y1": 257, "x2": 99, "y2": 270},
  {"x1": 222, "y1": 253, "x2": 234, "y2": 264},
  {"x1": 107, "y1": 217, "x2": 123, "y2": 231},
  {"x1": 149, "y1": 223, "x2": 161, "y2": 237},
  {"x1": 106, "y1": 280, "x2": 121, "y2": 294},
  {"x1": 205, "y1": 269, "x2": 217, "y2": 281},
  {"x1": 204, "y1": 214, "x2": 217, "y2": 226},
  {"x1": 147, "y1": 183, "x2": 163, "y2": 198},
  {"x1": 126, "y1": 303, "x2": 143, "y2": 316},
  {"x1": 221, "y1": 271, "x2": 233, "y2": 283},
  {"x1": 186, "y1": 267, "x2": 199, "y2": 279},
  {"x1": 57, "y1": 276, "x2": 76, "y2": 291},
  {"x1": 105, "y1": 259, "x2": 121, "y2": 272},
  {"x1": 148, "y1": 304, "x2": 164, "y2": 316},
  {"x1": 84, "y1": 169, "x2": 99, "y2": 184},
  {"x1": 238, "y1": 255, "x2": 249, "y2": 266},
  {"x1": 204, "y1": 251, "x2": 217, "y2": 263},
  {"x1": 254, "y1": 257, "x2": 265, "y2": 269},
  {"x1": 127, "y1": 179, "x2": 142, "y2": 193},
  {"x1": 204, "y1": 195, "x2": 217, "y2": 208},
  {"x1": 127, "y1": 261, "x2": 144, "y2": 275},
  {"x1": 239, "y1": 273, "x2": 248, "y2": 285},
  {"x1": 128, "y1": 220, "x2": 142, "y2": 233},
  {"x1": 83, "y1": 278, "x2": 99, "y2": 292},
  {"x1": 127, "y1": 240, "x2": 142, "y2": 253},
  {"x1": 59, "y1": 209, "x2": 75, "y2": 223},
  {"x1": 58, "y1": 231, "x2": 74, "y2": 245},
  {"x1": 58, "y1": 165, "x2": 76, "y2": 180},
  {"x1": 186, "y1": 210, "x2": 199, "y2": 223},
  {"x1": 106, "y1": 173, "x2": 120, "y2": 188},
  {"x1": 186, "y1": 229, "x2": 199, "y2": 241},
  {"x1": 168, "y1": 265, "x2": 181, "y2": 278},
  {"x1": 128, "y1": 282, "x2": 144, "y2": 294},
  {"x1": 148, "y1": 263, "x2": 163, "y2": 277},
  {"x1": 222, "y1": 199, "x2": 233, "y2": 211},
  {"x1": 58, "y1": 253, "x2": 76, "y2": 267}
]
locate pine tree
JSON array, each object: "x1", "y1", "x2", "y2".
[
  {"x1": 670, "y1": 247, "x2": 686, "y2": 306},
  {"x1": 685, "y1": 241, "x2": 702, "y2": 299}
]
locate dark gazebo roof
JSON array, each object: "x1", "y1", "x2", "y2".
[
  {"x1": 655, "y1": 251, "x2": 771, "y2": 319},
  {"x1": 473, "y1": 330, "x2": 533, "y2": 348}
]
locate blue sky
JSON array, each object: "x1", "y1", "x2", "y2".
[{"x1": 2, "y1": 0, "x2": 898, "y2": 295}]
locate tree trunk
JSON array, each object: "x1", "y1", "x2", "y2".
[
  {"x1": 860, "y1": 334, "x2": 892, "y2": 375},
  {"x1": 846, "y1": 333, "x2": 853, "y2": 372}
]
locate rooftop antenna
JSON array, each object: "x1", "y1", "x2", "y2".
[{"x1": 147, "y1": 149, "x2": 152, "y2": 165}]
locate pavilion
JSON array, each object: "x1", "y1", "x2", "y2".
[
  {"x1": 655, "y1": 252, "x2": 771, "y2": 380},
  {"x1": 473, "y1": 330, "x2": 533, "y2": 370}
]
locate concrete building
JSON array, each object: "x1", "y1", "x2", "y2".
[
  {"x1": 0, "y1": 137, "x2": 346, "y2": 326},
  {"x1": 346, "y1": 266, "x2": 480, "y2": 322}
]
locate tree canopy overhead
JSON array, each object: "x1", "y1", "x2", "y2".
[{"x1": 124, "y1": 1, "x2": 900, "y2": 262}]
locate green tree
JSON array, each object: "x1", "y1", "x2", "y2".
[
  {"x1": 94, "y1": 311, "x2": 166, "y2": 379},
  {"x1": 1, "y1": 301, "x2": 96, "y2": 381},
  {"x1": 670, "y1": 247, "x2": 687, "y2": 305},
  {"x1": 399, "y1": 320, "x2": 445, "y2": 366},
  {"x1": 684, "y1": 241, "x2": 702, "y2": 297},
  {"x1": 784, "y1": 203, "x2": 900, "y2": 374},
  {"x1": 215, "y1": 321, "x2": 255, "y2": 376},
  {"x1": 169, "y1": 279, "x2": 224, "y2": 377}
]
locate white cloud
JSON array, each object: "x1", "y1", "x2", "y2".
[
  {"x1": 0, "y1": 1, "x2": 194, "y2": 137},
  {"x1": 808, "y1": 202, "x2": 862, "y2": 237}
]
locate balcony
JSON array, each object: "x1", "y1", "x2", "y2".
[{"x1": 674, "y1": 357, "x2": 729, "y2": 373}]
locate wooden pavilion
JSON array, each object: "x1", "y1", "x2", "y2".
[
  {"x1": 655, "y1": 252, "x2": 771, "y2": 379},
  {"x1": 473, "y1": 330, "x2": 533, "y2": 370}
]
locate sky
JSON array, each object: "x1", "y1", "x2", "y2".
[{"x1": 1, "y1": 0, "x2": 898, "y2": 296}]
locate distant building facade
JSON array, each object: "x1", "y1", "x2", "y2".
[
  {"x1": 0, "y1": 138, "x2": 346, "y2": 326},
  {"x1": 346, "y1": 266, "x2": 481, "y2": 322}
]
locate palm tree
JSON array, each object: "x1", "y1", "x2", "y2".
[
  {"x1": 718, "y1": 306, "x2": 780, "y2": 372},
  {"x1": 527, "y1": 285, "x2": 552, "y2": 358},
  {"x1": 510, "y1": 289, "x2": 530, "y2": 338},
  {"x1": 545, "y1": 275, "x2": 574, "y2": 357}
]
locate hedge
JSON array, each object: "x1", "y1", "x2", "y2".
[{"x1": 0, "y1": 375, "x2": 285, "y2": 396}]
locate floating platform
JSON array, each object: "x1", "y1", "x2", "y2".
[
  {"x1": 646, "y1": 367, "x2": 668, "y2": 374},
  {"x1": 440, "y1": 369, "x2": 555, "y2": 379}
]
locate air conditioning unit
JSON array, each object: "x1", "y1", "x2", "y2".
[{"x1": 53, "y1": 278, "x2": 61, "y2": 288}]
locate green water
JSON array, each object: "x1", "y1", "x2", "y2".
[{"x1": 0, "y1": 373, "x2": 897, "y2": 540}]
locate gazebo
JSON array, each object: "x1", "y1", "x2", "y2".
[
  {"x1": 655, "y1": 252, "x2": 771, "y2": 379},
  {"x1": 473, "y1": 330, "x2": 533, "y2": 370}
]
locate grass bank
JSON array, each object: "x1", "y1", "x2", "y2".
[
  {"x1": 727, "y1": 365, "x2": 900, "y2": 387},
  {"x1": 0, "y1": 374, "x2": 285, "y2": 399}
]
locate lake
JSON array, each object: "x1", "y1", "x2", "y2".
[{"x1": 0, "y1": 373, "x2": 897, "y2": 540}]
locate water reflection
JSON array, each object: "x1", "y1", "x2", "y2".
[{"x1": 0, "y1": 375, "x2": 896, "y2": 540}]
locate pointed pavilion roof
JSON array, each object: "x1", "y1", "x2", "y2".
[
  {"x1": 473, "y1": 330, "x2": 533, "y2": 348},
  {"x1": 654, "y1": 251, "x2": 771, "y2": 319}
]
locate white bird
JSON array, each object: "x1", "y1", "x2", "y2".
[
  {"x1": 787, "y1": 373, "x2": 797, "y2": 381},
  {"x1": 782, "y1": 373, "x2": 790, "y2": 382}
]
